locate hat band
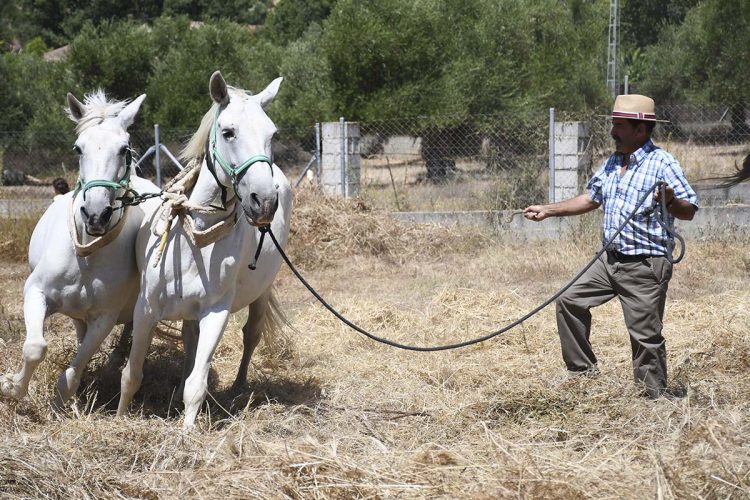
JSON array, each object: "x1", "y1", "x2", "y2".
[{"x1": 612, "y1": 110, "x2": 656, "y2": 120}]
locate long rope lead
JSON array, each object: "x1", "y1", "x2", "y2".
[{"x1": 264, "y1": 180, "x2": 684, "y2": 352}]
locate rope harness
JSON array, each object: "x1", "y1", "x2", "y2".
[
  {"x1": 150, "y1": 159, "x2": 240, "y2": 267},
  {"x1": 149, "y1": 105, "x2": 274, "y2": 267},
  {"x1": 68, "y1": 147, "x2": 136, "y2": 257},
  {"x1": 262, "y1": 181, "x2": 685, "y2": 352}
]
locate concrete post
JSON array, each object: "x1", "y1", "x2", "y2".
[
  {"x1": 553, "y1": 122, "x2": 590, "y2": 202},
  {"x1": 322, "y1": 121, "x2": 360, "y2": 197}
]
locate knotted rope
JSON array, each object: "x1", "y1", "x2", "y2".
[{"x1": 150, "y1": 158, "x2": 239, "y2": 267}]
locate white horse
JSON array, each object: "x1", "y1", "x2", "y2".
[
  {"x1": 0, "y1": 91, "x2": 160, "y2": 407},
  {"x1": 117, "y1": 71, "x2": 292, "y2": 429}
]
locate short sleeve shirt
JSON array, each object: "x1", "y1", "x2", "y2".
[{"x1": 587, "y1": 139, "x2": 698, "y2": 256}]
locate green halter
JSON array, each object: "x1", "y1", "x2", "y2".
[
  {"x1": 74, "y1": 147, "x2": 133, "y2": 201},
  {"x1": 205, "y1": 107, "x2": 272, "y2": 209}
]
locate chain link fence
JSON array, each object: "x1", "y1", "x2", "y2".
[
  {"x1": 1, "y1": 104, "x2": 748, "y2": 219},
  {"x1": 356, "y1": 112, "x2": 550, "y2": 212},
  {"x1": 356, "y1": 105, "x2": 749, "y2": 212}
]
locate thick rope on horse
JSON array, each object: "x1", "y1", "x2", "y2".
[
  {"x1": 266, "y1": 181, "x2": 684, "y2": 352},
  {"x1": 150, "y1": 158, "x2": 239, "y2": 267}
]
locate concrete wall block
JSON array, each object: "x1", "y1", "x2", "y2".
[
  {"x1": 554, "y1": 169, "x2": 578, "y2": 188},
  {"x1": 321, "y1": 121, "x2": 361, "y2": 198},
  {"x1": 555, "y1": 154, "x2": 583, "y2": 171},
  {"x1": 555, "y1": 138, "x2": 586, "y2": 155},
  {"x1": 555, "y1": 121, "x2": 589, "y2": 138},
  {"x1": 555, "y1": 186, "x2": 580, "y2": 200}
]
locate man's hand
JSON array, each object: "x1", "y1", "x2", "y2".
[
  {"x1": 653, "y1": 183, "x2": 675, "y2": 206},
  {"x1": 523, "y1": 205, "x2": 550, "y2": 221},
  {"x1": 523, "y1": 195, "x2": 600, "y2": 221}
]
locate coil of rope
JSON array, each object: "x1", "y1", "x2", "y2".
[{"x1": 260, "y1": 180, "x2": 685, "y2": 352}]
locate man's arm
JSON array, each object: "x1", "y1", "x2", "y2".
[
  {"x1": 523, "y1": 194, "x2": 600, "y2": 221},
  {"x1": 654, "y1": 185, "x2": 697, "y2": 220}
]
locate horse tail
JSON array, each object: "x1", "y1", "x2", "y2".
[
  {"x1": 703, "y1": 152, "x2": 750, "y2": 188},
  {"x1": 258, "y1": 288, "x2": 294, "y2": 360}
]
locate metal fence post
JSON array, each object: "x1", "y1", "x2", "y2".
[
  {"x1": 315, "y1": 122, "x2": 321, "y2": 189},
  {"x1": 155, "y1": 124, "x2": 161, "y2": 188},
  {"x1": 549, "y1": 108, "x2": 555, "y2": 204},
  {"x1": 339, "y1": 117, "x2": 346, "y2": 197}
]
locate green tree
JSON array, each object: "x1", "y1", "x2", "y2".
[
  {"x1": 320, "y1": 0, "x2": 607, "y2": 179},
  {"x1": 621, "y1": 0, "x2": 698, "y2": 49},
  {"x1": 264, "y1": 0, "x2": 334, "y2": 45},
  {"x1": 145, "y1": 20, "x2": 260, "y2": 129},
  {"x1": 272, "y1": 24, "x2": 336, "y2": 130},
  {"x1": 641, "y1": 0, "x2": 750, "y2": 134},
  {"x1": 67, "y1": 21, "x2": 156, "y2": 102}
]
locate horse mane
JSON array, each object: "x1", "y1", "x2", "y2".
[
  {"x1": 180, "y1": 87, "x2": 252, "y2": 162},
  {"x1": 67, "y1": 89, "x2": 129, "y2": 134},
  {"x1": 181, "y1": 102, "x2": 220, "y2": 162}
]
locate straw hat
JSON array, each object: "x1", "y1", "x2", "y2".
[{"x1": 605, "y1": 94, "x2": 669, "y2": 122}]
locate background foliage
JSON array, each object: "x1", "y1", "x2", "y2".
[{"x1": 0, "y1": 0, "x2": 747, "y2": 139}]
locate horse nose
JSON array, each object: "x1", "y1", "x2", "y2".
[
  {"x1": 100, "y1": 206, "x2": 114, "y2": 226},
  {"x1": 80, "y1": 205, "x2": 113, "y2": 232},
  {"x1": 249, "y1": 192, "x2": 278, "y2": 213},
  {"x1": 247, "y1": 192, "x2": 279, "y2": 225}
]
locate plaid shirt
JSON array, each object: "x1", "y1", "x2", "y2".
[{"x1": 587, "y1": 139, "x2": 698, "y2": 256}]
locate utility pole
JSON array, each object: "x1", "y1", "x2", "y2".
[{"x1": 606, "y1": 0, "x2": 619, "y2": 97}]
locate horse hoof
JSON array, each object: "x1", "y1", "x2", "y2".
[{"x1": 0, "y1": 376, "x2": 25, "y2": 400}]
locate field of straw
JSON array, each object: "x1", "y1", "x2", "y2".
[{"x1": 1, "y1": 188, "x2": 749, "y2": 499}]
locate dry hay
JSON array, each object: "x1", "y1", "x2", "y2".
[
  {"x1": 287, "y1": 189, "x2": 492, "y2": 269},
  {"x1": 0, "y1": 191, "x2": 749, "y2": 498}
]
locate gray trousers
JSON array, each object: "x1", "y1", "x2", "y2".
[{"x1": 556, "y1": 252, "x2": 673, "y2": 392}]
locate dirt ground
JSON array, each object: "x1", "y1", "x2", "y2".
[
  {"x1": 0, "y1": 190, "x2": 749, "y2": 498},
  {"x1": 0, "y1": 186, "x2": 747, "y2": 500}
]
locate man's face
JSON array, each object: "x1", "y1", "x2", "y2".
[{"x1": 610, "y1": 118, "x2": 646, "y2": 155}]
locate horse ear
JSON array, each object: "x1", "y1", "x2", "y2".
[
  {"x1": 257, "y1": 77, "x2": 283, "y2": 109},
  {"x1": 119, "y1": 94, "x2": 147, "y2": 130},
  {"x1": 210, "y1": 71, "x2": 230, "y2": 106},
  {"x1": 67, "y1": 93, "x2": 86, "y2": 122}
]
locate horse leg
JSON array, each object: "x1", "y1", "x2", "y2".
[
  {"x1": 103, "y1": 322, "x2": 133, "y2": 375},
  {"x1": 0, "y1": 288, "x2": 48, "y2": 400},
  {"x1": 54, "y1": 313, "x2": 118, "y2": 407},
  {"x1": 231, "y1": 293, "x2": 270, "y2": 391},
  {"x1": 176, "y1": 320, "x2": 199, "y2": 403},
  {"x1": 182, "y1": 306, "x2": 230, "y2": 430},
  {"x1": 117, "y1": 301, "x2": 158, "y2": 417},
  {"x1": 74, "y1": 318, "x2": 86, "y2": 346}
]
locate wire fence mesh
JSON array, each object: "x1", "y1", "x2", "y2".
[
  {"x1": 357, "y1": 104, "x2": 750, "y2": 212},
  {"x1": 0, "y1": 104, "x2": 748, "y2": 221},
  {"x1": 357, "y1": 112, "x2": 550, "y2": 212}
]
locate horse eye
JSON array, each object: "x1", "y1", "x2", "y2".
[
  {"x1": 222, "y1": 129, "x2": 235, "y2": 140},
  {"x1": 73, "y1": 145, "x2": 82, "y2": 154},
  {"x1": 119, "y1": 146, "x2": 128, "y2": 156}
]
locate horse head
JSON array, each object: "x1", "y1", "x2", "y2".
[
  {"x1": 67, "y1": 91, "x2": 146, "y2": 236},
  {"x1": 206, "y1": 71, "x2": 282, "y2": 227}
]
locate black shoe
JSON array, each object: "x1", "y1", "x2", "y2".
[{"x1": 644, "y1": 386, "x2": 687, "y2": 400}]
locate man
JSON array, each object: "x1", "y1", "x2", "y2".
[{"x1": 523, "y1": 94, "x2": 698, "y2": 399}]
